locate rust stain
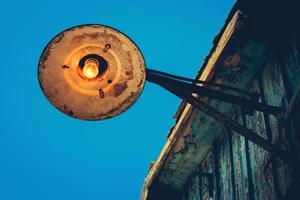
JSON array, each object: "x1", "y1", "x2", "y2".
[
  {"x1": 173, "y1": 137, "x2": 186, "y2": 154},
  {"x1": 72, "y1": 32, "x2": 101, "y2": 41},
  {"x1": 224, "y1": 52, "x2": 241, "y2": 70},
  {"x1": 40, "y1": 46, "x2": 51, "y2": 64},
  {"x1": 62, "y1": 65, "x2": 70, "y2": 69},
  {"x1": 95, "y1": 91, "x2": 137, "y2": 119},
  {"x1": 125, "y1": 70, "x2": 133, "y2": 79},
  {"x1": 68, "y1": 110, "x2": 74, "y2": 116},
  {"x1": 113, "y1": 82, "x2": 128, "y2": 97},
  {"x1": 53, "y1": 33, "x2": 64, "y2": 44}
]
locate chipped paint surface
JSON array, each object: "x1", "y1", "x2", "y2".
[
  {"x1": 261, "y1": 61, "x2": 292, "y2": 196},
  {"x1": 245, "y1": 80, "x2": 277, "y2": 200},
  {"x1": 179, "y1": 52, "x2": 299, "y2": 200},
  {"x1": 157, "y1": 23, "x2": 268, "y2": 190},
  {"x1": 231, "y1": 111, "x2": 251, "y2": 200},
  {"x1": 215, "y1": 130, "x2": 234, "y2": 200}
]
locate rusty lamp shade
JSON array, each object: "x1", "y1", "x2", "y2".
[{"x1": 38, "y1": 24, "x2": 146, "y2": 120}]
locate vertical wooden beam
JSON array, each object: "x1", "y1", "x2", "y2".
[
  {"x1": 258, "y1": 70, "x2": 283, "y2": 199},
  {"x1": 227, "y1": 127, "x2": 237, "y2": 200},
  {"x1": 241, "y1": 108, "x2": 255, "y2": 200},
  {"x1": 277, "y1": 43, "x2": 300, "y2": 154},
  {"x1": 213, "y1": 143, "x2": 221, "y2": 200}
]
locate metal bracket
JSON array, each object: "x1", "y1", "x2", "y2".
[
  {"x1": 146, "y1": 69, "x2": 282, "y2": 116},
  {"x1": 146, "y1": 68, "x2": 299, "y2": 169}
]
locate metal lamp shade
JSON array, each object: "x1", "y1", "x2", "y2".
[{"x1": 38, "y1": 24, "x2": 146, "y2": 120}]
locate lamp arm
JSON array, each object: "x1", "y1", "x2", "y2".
[{"x1": 146, "y1": 68, "x2": 282, "y2": 115}]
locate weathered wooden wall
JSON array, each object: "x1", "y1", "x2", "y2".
[{"x1": 183, "y1": 39, "x2": 300, "y2": 200}]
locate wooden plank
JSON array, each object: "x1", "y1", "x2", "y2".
[
  {"x1": 261, "y1": 61, "x2": 293, "y2": 196},
  {"x1": 245, "y1": 79, "x2": 277, "y2": 200},
  {"x1": 215, "y1": 130, "x2": 233, "y2": 200},
  {"x1": 200, "y1": 152, "x2": 217, "y2": 199}
]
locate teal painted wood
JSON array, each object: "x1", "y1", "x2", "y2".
[
  {"x1": 258, "y1": 67, "x2": 282, "y2": 199},
  {"x1": 241, "y1": 109, "x2": 255, "y2": 200},
  {"x1": 245, "y1": 79, "x2": 277, "y2": 200},
  {"x1": 193, "y1": 175, "x2": 201, "y2": 200},
  {"x1": 180, "y1": 55, "x2": 298, "y2": 200},
  {"x1": 157, "y1": 39, "x2": 269, "y2": 189},
  {"x1": 261, "y1": 61, "x2": 293, "y2": 196},
  {"x1": 283, "y1": 41, "x2": 300, "y2": 151},
  {"x1": 231, "y1": 109, "x2": 250, "y2": 200},
  {"x1": 228, "y1": 128, "x2": 237, "y2": 200},
  {"x1": 285, "y1": 42, "x2": 300, "y2": 93},
  {"x1": 200, "y1": 152, "x2": 216, "y2": 200},
  {"x1": 215, "y1": 130, "x2": 234, "y2": 200},
  {"x1": 187, "y1": 173, "x2": 200, "y2": 200},
  {"x1": 170, "y1": 34, "x2": 300, "y2": 200}
]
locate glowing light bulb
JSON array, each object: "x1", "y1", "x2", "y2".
[{"x1": 83, "y1": 59, "x2": 99, "y2": 79}]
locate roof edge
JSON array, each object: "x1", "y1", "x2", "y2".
[{"x1": 141, "y1": 9, "x2": 244, "y2": 197}]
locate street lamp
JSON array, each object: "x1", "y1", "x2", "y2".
[
  {"x1": 38, "y1": 24, "x2": 299, "y2": 170},
  {"x1": 38, "y1": 24, "x2": 146, "y2": 121}
]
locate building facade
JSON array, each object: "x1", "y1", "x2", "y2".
[{"x1": 141, "y1": 0, "x2": 300, "y2": 199}]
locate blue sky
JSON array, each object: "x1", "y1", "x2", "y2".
[{"x1": 0, "y1": 0, "x2": 233, "y2": 199}]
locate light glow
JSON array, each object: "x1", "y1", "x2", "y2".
[{"x1": 83, "y1": 59, "x2": 99, "y2": 79}]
